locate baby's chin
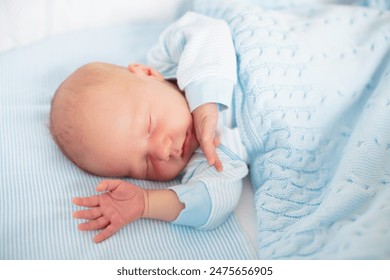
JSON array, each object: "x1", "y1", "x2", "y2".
[
  {"x1": 149, "y1": 173, "x2": 179, "y2": 181},
  {"x1": 147, "y1": 160, "x2": 191, "y2": 181}
]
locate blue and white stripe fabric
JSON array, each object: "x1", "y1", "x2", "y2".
[
  {"x1": 148, "y1": 12, "x2": 237, "y2": 112},
  {"x1": 0, "y1": 22, "x2": 255, "y2": 259},
  {"x1": 170, "y1": 145, "x2": 248, "y2": 230}
]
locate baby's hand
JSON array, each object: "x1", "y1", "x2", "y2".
[
  {"x1": 192, "y1": 103, "x2": 223, "y2": 172},
  {"x1": 72, "y1": 180, "x2": 146, "y2": 243}
]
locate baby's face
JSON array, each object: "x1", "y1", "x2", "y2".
[{"x1": 78, "y1": 66, "x2": 199, "y2": 180}]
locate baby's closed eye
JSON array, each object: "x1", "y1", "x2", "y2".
[{"x1": 148, "y1": 115, "x2": 152, "y2": 135}]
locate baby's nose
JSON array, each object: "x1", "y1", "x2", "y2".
[
  {"x1": 153, "y1": 137, "x2": 173, "y2": 161},
  {"x1": 170, "y1": 147, "x2": 181, "y2": 158}
]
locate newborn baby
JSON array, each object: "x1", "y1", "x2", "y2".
[{"x1": 50, "y1": 13, "x2": 248, "y2": 243}]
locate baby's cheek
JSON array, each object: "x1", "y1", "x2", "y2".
[{"x1": 153, "y1": 160, "x2": 186, "y2": 181}]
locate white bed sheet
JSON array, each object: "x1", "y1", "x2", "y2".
[{"x1": 235, "y1": 176, "x2": 257, "y2": 249}]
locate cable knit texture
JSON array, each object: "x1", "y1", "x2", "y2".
[{"x1": 195, "y1": 0, "x2": 390, "y2": 259}]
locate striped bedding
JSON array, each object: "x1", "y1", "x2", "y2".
[{"x1": 0, "y1": 22, "x2": 255, "y2": 259}]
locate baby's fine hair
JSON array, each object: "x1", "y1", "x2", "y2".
[{"x1": 49, "y1": 62, "x2": 124, "y2": 169}]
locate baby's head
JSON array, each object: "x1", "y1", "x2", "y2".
[{"x1": 50, "y1": 62, "x2": 199, "y2": 181}]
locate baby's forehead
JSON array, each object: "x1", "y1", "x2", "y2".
[{"x1": 77, "y1": 77, "x2": 130, "y2": 102}]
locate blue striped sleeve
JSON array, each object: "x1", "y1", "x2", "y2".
[
  {"x1": 169, "y1": 181, "x2": 211, "y2": 227},
  {"x1": 147, "y1": 12, "x2": 237, "y2": 94},
  {"x1": 185, "y1": 77, "x2": 234, "y2": 112},
  {"x1": 172, "y1": 147, "x2": 248, "y2": 230}
]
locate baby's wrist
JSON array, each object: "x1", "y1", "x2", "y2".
[
  {"x1": 193, "y1": 102, "x2": 218, "y2": 114},
  {"x1": 139, "y1": 189, "x2": 184, "y2": 222}
]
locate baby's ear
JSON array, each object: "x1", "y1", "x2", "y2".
[{"x1": 128, "y1": 64, "x2": 164, "y2": 81}]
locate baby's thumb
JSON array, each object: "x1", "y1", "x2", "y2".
[{"x1": 96, "y1": 180, "x2": 121, "y2": 192}]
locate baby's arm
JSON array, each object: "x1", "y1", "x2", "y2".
[
  {"x1": 72, "y1": 148, "x2": 247, "y2": 242},
  {"x1": 169, "y1": 147, "x2": 248, "y2": 230},
  {"x1": 148, "y1": 12, "x2": 237, "y2": 171},
  {"x1": 72, "y1": 180, "x2": 184, "y2": 243}
]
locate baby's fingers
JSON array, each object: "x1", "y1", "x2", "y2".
[
  {"x1": 72, "y1": 196, "x2": 100, "y2": 207},
  {"x1": 201, "y1": 140, "x2": 223, "y2": 172},
  {"x1": 212, "y1": 155, "x2": 223, "y2": 172},
  {"x1": 73, "y1": 207, "x2": 102, "y2": 220},
  {"x1": 93, "y1": 224, "x2": 119, "y2": 243},
  {"x1": 213, "y1": 137, "x2": 220, "y2": 147},
  {"x1": 78, "y1": 216, "x2": 109, "y2": 231},
  {"x1": 96, "y1": 179, "x2": 123, "y2": 192}
]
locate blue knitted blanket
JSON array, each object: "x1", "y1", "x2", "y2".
[{"x1": 196, "y1": 0, "x2": 390, "y2": 259}]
